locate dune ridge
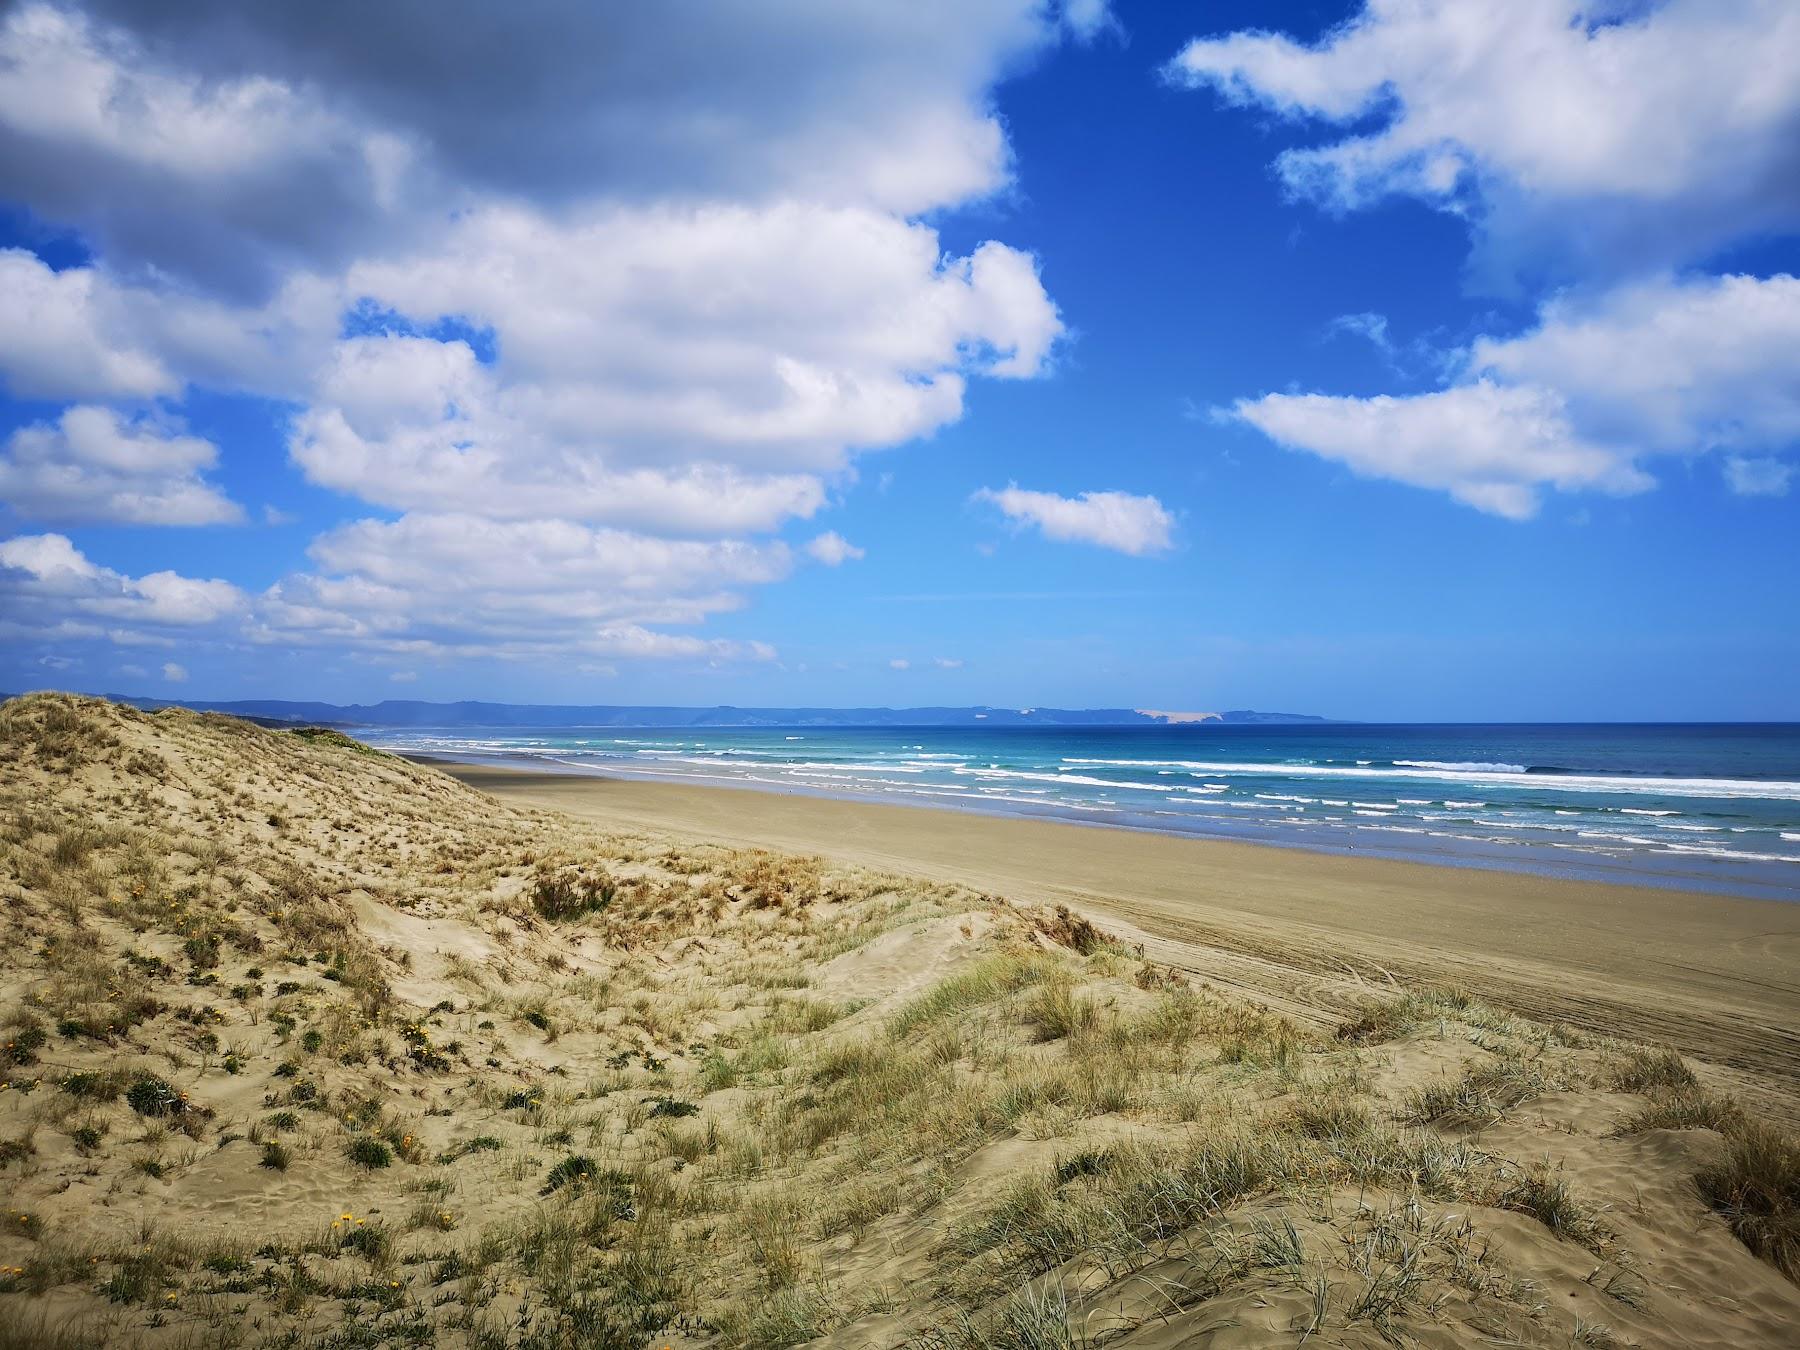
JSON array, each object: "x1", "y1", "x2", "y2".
[{"x1": 0, "y1": 694, "x2": 1796, "y2": 1348}]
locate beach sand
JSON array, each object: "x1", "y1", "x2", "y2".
[{"x1": 437, "y1": 761, "x2": 1800, "y2": 1117}]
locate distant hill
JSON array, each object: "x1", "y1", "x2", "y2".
[{"x1": 71, "y1": 695, "x2": 1335, "y2": 729}]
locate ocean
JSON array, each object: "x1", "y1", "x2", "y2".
[{"x1": 360, "y1": 722, "x2": 1800, "y2": 901}]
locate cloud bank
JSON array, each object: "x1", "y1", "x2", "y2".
[
  {"x1": 0, "y1": 0, "x2": 1101, "y2": 670},
  {"x1": 1168, "y1": 0, "x2": 1800, "y2": 286},
  {"x1": 1233, "y1": 274, "x2": 1800, "y2": 517},
  {"x1": 1177, "y1": 2, "x2": 1800, "y2": 517}
]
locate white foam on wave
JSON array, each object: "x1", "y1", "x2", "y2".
[
  {"x1": 1059, "y1": 758, "x2": 1800, "y2": 801},
  {"x1": 1393, "y1": 758, "x2": 1527, "y2": 773},
  {"x1": 956, "y1": 766, "x2": 1178, "y2": 793},
  {"x1": 1653, "y1": 843, "x2": 1800, "y2": 864}
]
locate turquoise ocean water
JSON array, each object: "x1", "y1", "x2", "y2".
[{"x1": 361, "y1": 723, "x2": 1800, "y2": 901}]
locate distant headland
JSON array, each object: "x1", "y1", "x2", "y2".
[{"x1": 76, "y1": 695, "x2": 1335, "y2": 729}]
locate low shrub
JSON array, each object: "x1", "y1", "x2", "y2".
[
  {"x1": 347, "y1": 1137, "x2": 393, "y2": 1170},
  {"x1": 125, "y1": 1076, "x2": 186, "y2": 1118},
  {"x1": 530, "y1": 868, "x2": 615, "y2": 921}
]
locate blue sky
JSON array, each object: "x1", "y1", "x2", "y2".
[{"x1": 0, "y1": 0, "x2": 1796, "y2": 720}]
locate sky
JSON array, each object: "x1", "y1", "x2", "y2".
[{"x1": 0, "y1": 0, "x2": 1796, "y2": 722}]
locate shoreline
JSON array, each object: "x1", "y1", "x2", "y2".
[
  {"x1": 426, "y1": 754, "x2": 1800, "y2": 1108},
  {"x1": 396, "y1": 747, "x2": 1800, "y2": 903}
]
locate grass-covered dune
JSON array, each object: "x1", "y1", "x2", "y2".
[{"x1": 0, "y1": 693, "x2": 1795, "y2": 1348}]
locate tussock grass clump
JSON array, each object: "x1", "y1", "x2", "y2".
[
  {"x1": 700, "y1": 1050, "x2": 739, "y2": 1092},
  {"x1": 59, "y1": 1069, "x2": 132, "y2": 1102},
  {"x1": 1023, "y1": 975, "x2": 1100, "y2": 1043},
  {"x1": 948, "y1": 1132, "x2": 1282, "y2": 1288},
  {"x1": 946, "y1": 1106, "x2": 1588, "y2": 1307},
  {"x1": 1032, "y1": 905, "x2": 1108, "y2": 956},
  {"x1": 0, "y1": 1315, "x2": 105, "y2": 1350},
  {"x1": 1609, "y1": 1046, "x2": 1698, "y2": 1093},
  {"x1": 1283, "y1": 1089, "x2": 1373, "y2": 1141},
  {"x1": 530, "y1": 866, "x2": 616, "y2": 920},
  {"x1": 1337, "y1": 998, "x2": 1421, "y2": 1045},
  {"x1": 1407, "y1": 1054, "x2": 1557, "y2": 1128},
  {"x1": 729, "y1": 849, "x2": 823, "y2": 910},
  {"x1": 715, "y1": 1283, "x2": 845, "y2": 1346},
  {"x1": 913, "y1": 1280, "x2": 1092, "y2": 1350},
  {"x1": 1698, "y1": 1119, "x2": 1800, "y2": 1281},
  {"x1": 346, "y1": 1137, "x2": 393, "y2": 1169},
  {"x1": 764, "y1": 994, "x2": 851, "y2": 1034},
  {"x1": 1493, "y1": 1167, "x2": 1612, "y2": 1252},
  {"x1": 437, "y1": 1134, "x2": 504, "y2": 1164},
  {"x1": 1616, "y1": 1087, "x2": 1744, "y2": 1135},
  {"x1": 541, "y1": 1155, "x2": 595, "y2": 1195},
  {"x1": 1339, "y1": 1199, "x2": 1528, "y2": 1334},
  {"x1": 889, "y1": 952, "x2": 1059, "y2": 1038},
  {"x1": 124, "y1": 1075, "x2": 187, "y2": 1118},
  {"x1": 1335, "y1": 987, "x2": 1484, "y2": 1044}
]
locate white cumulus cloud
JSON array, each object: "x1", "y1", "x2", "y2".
[
  {"x1": 0, "y1": 250, "x2": 176, "y2": 399},
  {"x1": 806, "y1": 532, "x2": 865, "y2": 566},
  {"x1": 975, "y1": 484, "x2": 1176, "y2": 555},
  {"x1": 1167, "y1": 0, "x2": 1800, "y2": 283},
  {"x1": 0, "y1": 0, "x2": 1089, "y2": 672},
  {"x1": 0, "y1": 405, "x2": 241, "y2": 525},
  {"x1": 250, "y1": 513, "x2": 792, "y2": 664},
  {"x1": 1233, "y1": 381, "x2": 1651, "y2": 521},
  {"x1": 0, "y1": 533, "x2": 247, "y2": 640},
  {"x1": 1227, "y1": 272, "x2": 1800, "y2": 518}
]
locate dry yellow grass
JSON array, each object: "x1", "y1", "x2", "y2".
[{"x1": 0, "y1": 693, "x2": 1796, "y2": 1348}]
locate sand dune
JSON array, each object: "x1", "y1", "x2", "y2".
[
  {"x1": 1, "y1": 696, "x2": 1796, "y2": 1348},
  {"x1": 437, "y1": 764, "x2": 1800, "y2": 1120}
]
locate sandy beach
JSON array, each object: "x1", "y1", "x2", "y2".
[
  {"x1": 437, "y1": 760, "x2": 1800, "y2": 1112},
  {"x1": 9, "y1": 697, "x2": 1800, "y2": 1347}
]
